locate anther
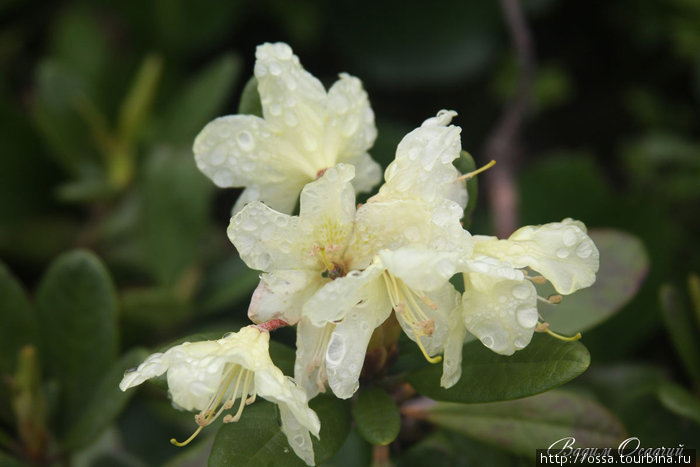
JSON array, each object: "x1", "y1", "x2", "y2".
[
  {"x1": 527, "y1": 275, "x2": 548, "y2": 284},
  {"x1": 547, "y1": 294, "x2": 563, "y2": 304}
]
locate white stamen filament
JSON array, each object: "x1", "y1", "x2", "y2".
[{"x1": 382, "y1": 272, "x2": 441, "y2": 364}]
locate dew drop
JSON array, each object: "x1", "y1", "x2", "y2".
[
  {"x1": 284, "y1": 112, "x2": 298, "y2": 127},
  {"x1": 213, "y1": 169, "x2": 233, "y2": 186},
  {"x1": 293, "y1": 435, "x2": 305, "y2": 446},
  {"x1": 516, "y1": 307, "x2": 539, "y2": 328},
  {"x1": 511, "y1": 283, "x2": 531, "y2": 300},
  {"x1": 269, "y1": 62, "x2": 282, "y2": 76},
  {"x1": 562, "y1": 228, "x2": 578, "y2": 247},
  {"x1": 209, "y1": 145, "x2": 227, "y2": 166},
  {"x1": 514, "y1": 337, "x2": 529, "y2": 349},
  {"x1": 576, "y1": 241, "x2": 592, "y2": 258},
  {"x1": 556, "y1": 248, "x2": 570, "y2": 259},
  {"x1": 498, "y1": 295, "x2": 507, "y2": 303},
  {"x1": 269, "y1": 103, "x2": 282, "y2": 116},
  {"x1": 482, "y1": 335, "x2": 495, "y2": 349},
  {"x1": 237, "y1": 131, "x2": 255, "y2": 151},
  {"x1": 326, "y1": 334, "x2": 345, "y2": 364}
]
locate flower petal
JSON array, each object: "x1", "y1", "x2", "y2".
[
  {"x1": 248, "y1": 270, "x2": 322, "y2": 325},
  {"x1": 279, "y1": 403, "x2": 316, "y2": 466},
  {"x1": 119, "y1": 352, "x2": 169, "y2": 391},
  {"x1": 344, "y1": 151, "x2": 383, "y2": 195},
  {"x1": 324, "y1": 73, "x2": 377, "y2": 169},
  {"x1": 441, "y1": 305, "x2": 467, "y2": 389},
  {"x1": 393, "y1": 282, "x2": 459, "y2": 357},
  {"x1": 325, "y1": 289, "x2": 391, "y2": 399},
  {"x1": 255, "y1": 43, "x2": 329, "y2": 170},
  {"x1": 299, "y1": 163, "x2": 357, "y2": 240},
  {"x1": 380, "y1": 247, "x2": 458, "y2": 292},
  {"x1": 193, "y1": 115, "x2": 284, "y2": 187},
  {"x1": 303, "y1": 262, "x2": 387, "y2": 326},
  {"x1": 228, "y1": 201, "x2": 316, "y2": 272},
  {"x1": 294, "y1": 318, "x2": 333, "y2": 398},
  {"x1": 474, "y1": 218, "x2": 599, "y2": 295},
  {"x1": 374, "y1": 110, "x2": 464, "y2": 208},
  {"x1": 232, "y1": 180, "x2": 306, "y2": 215},
  {"x1": 462, "y1": 274, "x2": 539, "y2": 356}
]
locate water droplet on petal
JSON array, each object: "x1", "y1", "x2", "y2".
[
  {"x1": 213, "y1": 169, "x2": 233, "y2": 186},
  {"x1": 284, "y1": 112, "x2": 298, "y2": 127},
  {"x1": 237, "y1": 131, "x2": 255, "y2": 151},
  {"x1": 209, "y1": 144, "x2": 227, "y2": 166},
  {"x1": 516, "y1": 306, "x2": 538, "y2": 328},
  {"x1": 556, "y1": 248, "x2": 570, "y2": 259},
  {"x1": 326, "y1": 333, "x2": 345, "y2": 364},
  {"x1": 293, "y1": 435, "x2": 305, "y2": 446},
  {"x1": 514, "y1": 337, "x2": 529, "y2": 349},
  {"x1": 576, "y1": 241, "x2": 592, "y2": 258},
  {"x1": 269, "y1": 62, "x2": 282, "y2": 76},
  {"x1": 269, "y1": 103, "x2": 282, "y2": 116},
  {"x1": 562, "y1": 228, "x2": 578, "y2": 247},
  {"x1": 482, "y1": 335, "x2": 495, "y2": 349},
  {"x1": 511, "y1": 283, "x2": 531, "y2": 300}
]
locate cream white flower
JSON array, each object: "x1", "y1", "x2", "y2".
[
  {"x1": 119, "y1": 326, "x2": 320, "y2": 466},
  {"x1": 459, "y1": 219, "x2": 599, "y2": 359},
  {"x1": 194, "y1": 42, "x2": 381, "y2": 214},
  {"x1": 228, "y1": 110, "x2": 473, "y2": 399}
]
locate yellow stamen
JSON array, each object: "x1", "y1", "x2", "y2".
[
  {"x1": 170, "y1": 426, "x2": 204, "y2": 447},
  {"x1": 454, "y1": 159, "x2": 496, "y2": 182}
]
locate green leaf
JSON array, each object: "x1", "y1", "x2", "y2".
[
  {"x1": 0, "y1": 262, "x2": 37, "y2": 423},
  {"x1": 139, "y1": 148, "x2": 212, "y2": 286},
  {"x1": 423, "y1": 390, "x2": 626, "y2": 456},
  {"x1": 209, "y1": 395, "x2": 350, "y2": 466},
  {"x1": 657, "y1": 382, "x2": 700, "y2": 426},
  {"x1": 688, "y1": 274, "x2": 700, "y2": 329},
  {"x1": 63, "y1": 347, "x2": 150, "y2": 450},
  {"x1": 539, "y1": 229, "x2": 648, "y2": 334},
  {"x1": 36, "y1": 250, "x2": 119, "y2": 432},
  {"x1": 238, "y1": 76, "x2": 263, "y2": 118},
  {"x1": 117, "y1": 54, "x2": 163, "y2": 146},
  {"x1": 400, "y1": 430, "x2": 517, "y2": 467},
  {"x1": 196, "y1": 256, "x2": 260, "y2": 315},
  {"x1": 0, "y1": 261, "x2": 37, "y2": 378},
  {"x1": 31, "y1": 59, "x2": 96, "y2": 175},
  {"x1": 453, "y1": 150, "x2": 478, "y2": 228},
  {"x1": 352, "y1": 387, "x2": 400, "y2": 446},
  {"x1": 321, "y1": 428, "x2": 371, "y2": 467},
  {"x1": 659, "y1": 283, "x2": 700, "y2": 387},
  {"x1": 158, "y1": 53, "x2": 241, "y2": 145},
  {"x1": 407, "y1": 334, "x2": 590, "y2": 403}
]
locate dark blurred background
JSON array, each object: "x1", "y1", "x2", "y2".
[{"x1": 1, "y1": 0, "x2": 699, "y2": 464}]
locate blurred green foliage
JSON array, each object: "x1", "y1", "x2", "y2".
[{"x1": 1, "y1": 0, "x2": 699, "y2": 465}]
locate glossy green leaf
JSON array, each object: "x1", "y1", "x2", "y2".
[
  {"x1": 423, "y1": 391, "x2": 626, "y2": 456},
  {"x1": 209, "y1": 395, "x2": 350, "y2": 466},
  {"x1": 158, "y1": 53, "x2": 241, "y2": 144},
  {"x1": 688, "y1": 274, "x2": 700, "y2": 329},
  {"x1": 453, "y1": 150, "x2": 478, "y2": 228},
  {"x1": 0, "y1": 262, "x2": 37, "y2": 423},
  {"x1": 0, "y1": 261, "x2": 37, "y2": 378},
  {"x1": 321, "y1": 428, "x2": 371, "y2": 467},
  {"x1": 139, "y1": 148, "x2": 212, "y2": 286},
  {"x1": 35, "y1": 250, "x2": 119, "y2": 431},
  {"x1": 400, "y1": 430, "x2": 517, "y2": 467},
  {"x1": 196, "y1": 256, "x2": 260, "y2": 315},
  {"x1": 407, "y1": 334, "x2": 590, "y2": 403},
  {"x1": 32, "y1": 59, "x2": 96, "y2": 174},
  {"x1": 117, "y1": 54, "x2": 163, "y2": 146},
  {"x1": 238, "y1": 76, "x2": 263, "y2": 118},
  {"x1": 352, "y1": 387, "x2": 400, "y2": 446},
  {"x1": 580, "y1": 364, "x2": 700, "y2": 446},
  {"x1": 539, "y1": 229, "x2": 648, "y2": 334},
  {"x1": 658, "y1": 382, "x2": 700, "y2": 426},
  {"x1": 63, "y1": 347, "x2": 150, "y2": 449},
  {"x1": 659, "y1": 283, "x2": 700, "y2": 386}
]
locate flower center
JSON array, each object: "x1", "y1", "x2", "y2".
[
  {"x1": 170, "y1": 364, "x2": 256, "y2": 447},
  {"x1": 381, "y1": 271, "x2": 441, "y2": 364}
]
